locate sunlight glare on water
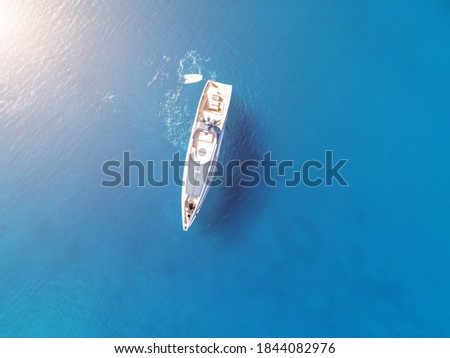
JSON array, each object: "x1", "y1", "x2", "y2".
[{"x1": 0, "y1": 2, "x2": 19, "y2": 39}]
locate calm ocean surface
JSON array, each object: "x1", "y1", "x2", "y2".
[{"x1": 1, "y1": 0, "x2": 449, "y2": 337}]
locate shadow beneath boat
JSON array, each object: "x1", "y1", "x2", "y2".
[{"x1": 197, "y1": 95, "x2": 271, "y2": 239}]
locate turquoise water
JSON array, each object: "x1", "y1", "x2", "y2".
[{"x1": 1, "y1": 0, "x2": 450, "y2": 337}]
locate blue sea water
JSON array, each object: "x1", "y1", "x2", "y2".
[{"x1": 1, "y1": 0, "x2": 450, "y2": 337}]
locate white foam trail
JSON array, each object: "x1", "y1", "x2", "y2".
[{"x1": 148, "y1": 50, "x2": 219, "y2": 148}]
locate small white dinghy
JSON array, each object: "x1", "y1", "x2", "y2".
[{"x1": 183, "y1": 74, "x2": 203, "y2": 84}]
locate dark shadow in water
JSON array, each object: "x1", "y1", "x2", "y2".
[{"x1": 197, "y1": 95, "x2": 271, "y2": 239}]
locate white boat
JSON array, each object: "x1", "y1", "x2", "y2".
[
  {"x1": 181, "y1": 80, "x2": 232, "y2": 231},
  {"x1": 183, "y1": 74, "x2": 203, "y2": 84}
]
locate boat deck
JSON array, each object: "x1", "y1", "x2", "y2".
[
  {"x1": 181, "y1": 80, "x2": 232, "y2": 231},
  {"x1": 192, "y1": 130, "x2": 216, "y2": 164}
]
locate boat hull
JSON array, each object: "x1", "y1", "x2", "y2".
[{"x1": 181, "y1": 80, "x2": 232, "y2": 231}]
